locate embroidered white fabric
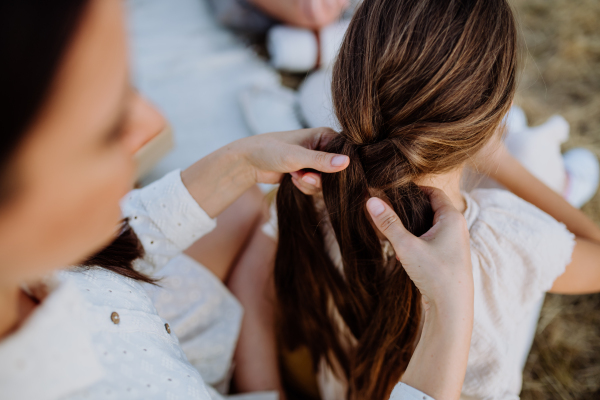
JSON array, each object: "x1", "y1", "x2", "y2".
[
  {"x1": 389, "y1": 384, "x2": 435, "y2": 400},
  {"x1": 0, "y1": 170, "x2": 273, "y2": 400},
  {"x1": 263, "y1": 188, "x2": 576, "y2": 400}
]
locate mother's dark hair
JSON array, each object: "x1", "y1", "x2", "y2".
[
  {"x1": 275, "y1": 0, "x2": 517, "y2": 398},
  {"x1": 1, "y1": 0, "x2": 89, "y2": 201},
  {"x1": 0, "y1": 0, "x2": 153, "y2": 283}
]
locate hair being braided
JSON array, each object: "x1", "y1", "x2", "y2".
[{"x1": 275, "y1": 0, "x2": 517, "y2": 398}]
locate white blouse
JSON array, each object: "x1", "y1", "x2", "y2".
[{"x1": 0, "y1": 170, "x2": 429, "y2": 400}]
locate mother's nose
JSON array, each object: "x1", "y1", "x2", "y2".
[{"x1": 124, "y1": 92, "x2": 167, "y2": 155}]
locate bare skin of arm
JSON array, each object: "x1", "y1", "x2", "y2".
[
  {"x1": 249, "y1": 0, "x2": 349, "y2": 30},
  {"x1": 228, "y1": 230, "x2": 284, "y2": 397},
  {"x1": 476, "y1": 142, "x2": 600, "y2": 294}
]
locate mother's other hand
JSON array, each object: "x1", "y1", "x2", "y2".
[
  {"x1": 367, "y1": 187, "x2": 473, "y2": 400},
  {"x1": 366, "y1": 187, "x2": 472, "y2": 311}
]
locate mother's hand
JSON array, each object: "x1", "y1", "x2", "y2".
[
  {"x1": 234, "y1": 127, "x2": 348, "y2": 195},
  {"x1": 182, "y1": 128, "x2": 348, "y2": 218}
]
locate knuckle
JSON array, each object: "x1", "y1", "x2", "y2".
[
  {"x1": 379, "y1": 213, "x2": 399, "y2": 233},
  {"x1": 446, "y1": 211, "x2": 467, "y2": 227},
  {"x1": 315, "y1": 151, "x2": 329, "y2": 167}
]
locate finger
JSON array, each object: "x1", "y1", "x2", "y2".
[
  {"x1": 290, "y1": 170, "x2": 321, "y2": 188},
  {"x1": 292, "y1": 176, "x2": 320, "y2": 196},
  {"x1": 283, "y1": 127, "x2": 339, "y2": 152},
  {"x1": 421, "y1": 186, "x2": 459, "y2": 216},
  {"x1": 299, "y1": 127, "x2": 338, "y2": 150},
  {"x1": 291, "y1": 146, "x2": 350, "y2": 173},
  {"x1": 312, "y1": 128, "x2": 339, "y2": 151},
  {"x1": 301, "y1": 172, "x2": 322, "y2": 188},
  {"x1": 366, "y1": 197, "x2": 416, "y2": 252},
  {"x1": 420, "y1": 187, "x2": 468, "y2": 240}
]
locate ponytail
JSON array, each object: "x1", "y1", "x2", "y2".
[{"x1": 275, "y1": 136, "x2": 433, "y2": 399}]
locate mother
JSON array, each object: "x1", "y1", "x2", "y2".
[{"x1": 0, "y1": 1, "x2": 474, "y2": 399}]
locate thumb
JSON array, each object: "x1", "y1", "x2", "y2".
[
  {"x1": 366, "y1": 197, "x2": 417, "y2": 253},
  {"x1": 292, "y1": 146, "x2": 350, "y2": 173}
]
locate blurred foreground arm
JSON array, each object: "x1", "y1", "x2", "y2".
[
  {"x1": 367, "y1": 188, "x2": 474, "y2": 400},
  {"x1": 249, "y1": 0, "x2": 349, "y2": 29}
]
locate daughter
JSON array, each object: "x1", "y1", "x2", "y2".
[{"x1": 230, "y1": 0, "x2": 600, "y2": 399}]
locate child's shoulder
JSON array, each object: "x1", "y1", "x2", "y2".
[
  {"x1": 465, "y1": 188, "x2": 564, "y2": 233},
  {"x1": 464, "y1": 188, "x2": 575, "y2": 295}
]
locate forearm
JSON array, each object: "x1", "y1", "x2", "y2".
[
  {"x1": 229, "y1": 232, "x2": 285, "y2": 397},
  {"x1": 181, "y1": 144, "x2": 255, "y2": 219},
  {"x1": 401, "y1": 301, "x2": 473, "y2": 400},
  {"x1": 489, "y1": 149, "x2": 600, "y2": 243},
  {"x1": 248, "y1": 0, "x2": 306, "y2": 27}
]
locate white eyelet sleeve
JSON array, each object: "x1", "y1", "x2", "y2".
[
  {"x1": 121, "y1": 169, "x2": 217, "y2": 276},
  {"x1": 389, "y1": 383, "x2": 435, "y2": 400}
]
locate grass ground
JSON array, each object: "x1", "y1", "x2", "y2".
[{"x1": 510, "y1": 0, "x2": 600, "y2": 398}]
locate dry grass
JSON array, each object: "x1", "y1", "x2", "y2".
[{"x1": 510, "y1": 0, "x2": 600, "y2": 398}]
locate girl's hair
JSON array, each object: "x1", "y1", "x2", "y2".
[
  {"x1": 275, "y1": 0, "x2": 517, "y2": 398},
  {"x1": 1, "y1": 0, "x2": 151, "y2": 283}
]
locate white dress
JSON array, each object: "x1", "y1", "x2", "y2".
[{"x1": 263, "y1": 188, "x2": 576, "y2": 400}]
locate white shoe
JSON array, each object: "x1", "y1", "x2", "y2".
[
  {"x1": 563, "y1": 148, "x2": 600, "y2": 208},
  {"x1": 504, "y1": 114, "x2": 570, "y2": 194}
]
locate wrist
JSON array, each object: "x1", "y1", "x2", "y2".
[
  {"x1": 181, "y1": 142, "x2": 256, "y2": 218},
  {"x1": 224, "y1": 139, "x2": 258, "y2": 186},
  {"x1": 401, "y1": 291, "x2": 473, "y2": 400},
  {"x1": 424, "y1": 290, "x2": 474, "y2": 331}
]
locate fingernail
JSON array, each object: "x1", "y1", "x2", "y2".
[
  {"x1": 331, "y1": 155, "x2": 348, "y2": 167},
  {"x1": 302, "y1": 176, "x2": 318, "y2": 186},
  {"x1": 367, "y1": 198, "x2": 386, "y2": 217}
]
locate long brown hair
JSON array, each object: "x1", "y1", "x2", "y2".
[{"x1": 274, "y1": 0, "x2": 517, "y2": 398}]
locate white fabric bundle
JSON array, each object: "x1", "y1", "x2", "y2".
[
  {"x1": 268, "y1": 25, "x2": 319, "y2": 72},
  {"x1": 319, "y1": 19, "x2": 350, "y2": 68},
  {"x1": 267, "y1": 20, "x2": 351, "y2": 72}
]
